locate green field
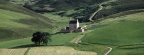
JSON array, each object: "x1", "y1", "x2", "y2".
[
  {"x1": 94, "y1": 0, "x2": 144, "y2": 19},
  {"x1": 0, "y1": 0, "x2": 144, "y2": 55},
  {"x1": 49, "y1": 33, "x2": 79, "y2": 45},
  {"x1": 0, "y1": 33, "x2": 79, "y2": 48},
  {"x1": 0, "y1": 0, "x2": 53, "y2": 41},
  {"x1": 69, "y1": 44, "x2": 108, "y2": 55},
  {"x1": 0, "y1": 8, "x2": 52, "y2": 41},
  {"x1": 83, "y1": 21, "x2": 144, "y2": 45},
  {"x1": 109, "y1": 47, "x2": 144, "y2": 55},
  {"x1": 81, "y1": 12, "x2": 144, "y2": 55},
  {"x1": 0, "y1": 37, "x2": 32, "y2": 48},
  {"x1": 43, "y1": 13, "x2": 69, "y2": 27}
]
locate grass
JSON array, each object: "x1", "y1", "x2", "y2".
[
  {"x1": 110, "y1": 48, "x2": 144, "y2": 55},
  {"x1": 94, "y1": 0, "x2": 144, "y2": 19},
  {"x1": 0, "y1": 1, "x2": 144, "y2": 55},
  {"x1": 83, "y1": 21, "x2": 144, "y2": 45},
  {"x1": 43, "y1": 13, "x2": 70, "y2": 23},
  {"x1": 81, "y1": 12, "x2": 144, "y2": 55},
  {"x1": 49, "y1": 33, "x2": 79, "y2": 45},
  {"x1": 105, "y1": 9, "x2": 144, "y2": 18},
  {"x1": 69, "y1": 44, "x2": 108, "y2": 55},
  {"x1": 0, "y1": 9, "x2": 31, "y2": 28},
  {"x1": 42, "y1": 13, "x2": 108, "y2": 54},
  {"x1": 0, "y1": 9, "x2": 53, "y2": 41},
  {"x1": 0, "y1": 0, "x2": 53, "y2": 41},
  {"x1": 0, "y1": 37, "x2": 32, "y2": 48},
  {"x1": 0, "y1": 48, "x2": 27, "y2": 55},
  {"x1": 24, "y1": 48, "x2": 30, "y2": 55},
  {"x1": 0, "y1": 0, "x2": 52, "y2": 21},
  {"x1": 26, "y1": 46, "x2": 97, "y2": 55},
  {"x1": 0, "y1": 9, "x2": 32, "y2": 41},
  {"x1": 82, "y1": 12, "x2": 144, "y2": 45},
  {"x1": 0, "y1": 33, "x2": 79, "y2": 48},
  {"x1": 43, "y1": 13, "x2": 71, "y2": 32}
]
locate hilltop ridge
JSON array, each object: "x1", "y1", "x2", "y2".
[{"x1": 0, "y1": 0, "x2": 53, "y2": 41}]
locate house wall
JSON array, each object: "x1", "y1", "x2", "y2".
[
  {"x1": 69, "y1": 24, "x2": 77, "y2": 30},
  {"x1": 69, "y1": 19, "x2": 80, "y2": 30},
  {"x1": 61, "y1": 19, "x2": 85, "y2": 33},
  {"x1": 77, "y1": 19, "x2": 79, "y2": 28}
]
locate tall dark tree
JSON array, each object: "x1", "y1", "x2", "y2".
[
  {"x1": 41, "y1": 32, "x2": 51, "y2": 45},
  {"x1": 31, "y1": 31, "x2": 51, "y2": 45}
]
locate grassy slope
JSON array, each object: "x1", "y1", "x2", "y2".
[
  {"x1": 1, "y1": 0, "x2": 144, "y2": 55},
  {"x1": 49, "y1": 33, "x2": 79, "y2": 45},
  {"x1": 0, "y1": 37, "x2": 32, "y2": 48},
  {"x1": 0, "y1": 33, "x2": 79, "y2": 48},
  {"x1": 69, "y1": 44, "x2": 108, "y2": 55},
  {"x1": 82, "y1": 12, "x2": 144, "y2": 55},
  {"x1": 0, "y1": 1, "x2": 53, "y2": 41},
  {"x1": 94, "y1": 0, "x2": 144, "y2": 19},
  {"x1": 83, "y1": 12, "x2": 144, "y2": 45},
  {"x1": 43, "y1": 13, "x2": 69, "y2": 27},
  {"x1": 43, "y1": 13, "x2": 108, "y2": 54},
  {"x1": 83, "y1": 21, "x2": 144, "y2": 45}
]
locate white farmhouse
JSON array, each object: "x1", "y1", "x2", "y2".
[{"x1": 61, "y1": 19, "x2": 86, "y2": 33}]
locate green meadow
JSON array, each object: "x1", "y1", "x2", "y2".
[
  {"x1": 0, "y1": 33, "x2": 79, "y2": 48},
  {"x1": 0, "y1": 0, "x2": 144, "y2": 55},
  {"x1": 82, "y1": 21, "x2": 144, "y2": 45},
  {"x1": 69, "y1": 44, "x2": 108, "y2": 55},
  {"x1": 81, "y1": 12, "x2": 144, "y2": 55},
  {"x1": 0, "y1": 0, "x2": 53, "y2": 41}
]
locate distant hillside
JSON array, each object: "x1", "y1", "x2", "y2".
[
  {"x1": 11, "y1": 0, "x2": 108, "y2": 21},
  {"x1": 9, "y1": 0, "x2": 144, "y2": 22},
  {"x1": 19, "y1": 0, "x2": 108, "y2": 11},
  {"x1": 94, "y1": 0, "x2": 144, "y2": 20},
  {"x1": 0, "y1": 0, "x2": 53, "y2": 41},
  {"x1": 82, "y1": 11, "x2": 144, "y2": 55}
]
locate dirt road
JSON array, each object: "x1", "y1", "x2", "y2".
[
  {"x1": 70, "y1": 34, "x2": 85, "y2": 44},
  {"x1": 104, "y1": 47, "x2": 112, "y2": 55},
  {"x1": 88, "y1": 0, "x2": 116, "y2": 21},
  {"x1": 89, "y1": 4, "x2": 103, "y2": 21}
]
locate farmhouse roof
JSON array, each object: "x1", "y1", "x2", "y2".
[{"x1": 69, "y1": 20, "x2": 77, "y2": 24}]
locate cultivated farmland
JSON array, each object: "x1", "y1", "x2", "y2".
[
  {"x1": 0, "y1": 46, "x2": 97, "y2": 55},
  {"x1": 0, "y1": 48, "x2": 27, "y2": 55},
  {"x1": 27, "y1": 46, "x2": 97, "y2": 55}
]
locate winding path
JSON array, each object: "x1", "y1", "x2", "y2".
[
  {"x1": 89, "y1": 4, "x2": 103, "y2": 21},
  {"x1": 104, "y1": 47, "x2": 112, "y2": 55},
  {"x1": 70, "y1": 34, "x2": 85, "y2": 44},
  {"x1": 88, "y1": 0, "x2": 116, "y2": 21}
]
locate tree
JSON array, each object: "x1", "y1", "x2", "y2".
[
  {"x1": 31, "y1": 31, "x2": 51, "y2": 45},
  {"x1": 41, "y1": 32, "x2": 51, "y2": 45}
]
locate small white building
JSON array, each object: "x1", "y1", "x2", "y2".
[{"x1": 61, "y1": 19, "x2": 86, "y2": 33}]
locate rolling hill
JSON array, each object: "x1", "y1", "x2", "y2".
[
  {"x1": 0, "y1": 0, "x2": 53, "y2": 41},
  {"x1": 0, "y1": 0, "x2": 144, "y2": 55},
  {"x1": 94, "y1": 0, "x2": 144, "y2": 20},
  {"x1": 20, "y1": 0, "x2": 144, "y2": 21},
  {"x1": 82, "y1": 12, "x2": 144, "y2": 55}
]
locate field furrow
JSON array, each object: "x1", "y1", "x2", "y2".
[
  {"x1": 27, "y1": 46, "x2": 97, "y2": 55},
  {"x1": 0, "y1": 48, "x2": 27, "y2": 55}
]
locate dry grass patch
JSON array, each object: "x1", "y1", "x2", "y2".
[
  {"x1": 27, "y1": 46, "x2": 97, "y2": 55},
  {"x1": 0, "y1": 48, "x2": 27, "y2": 55}
]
